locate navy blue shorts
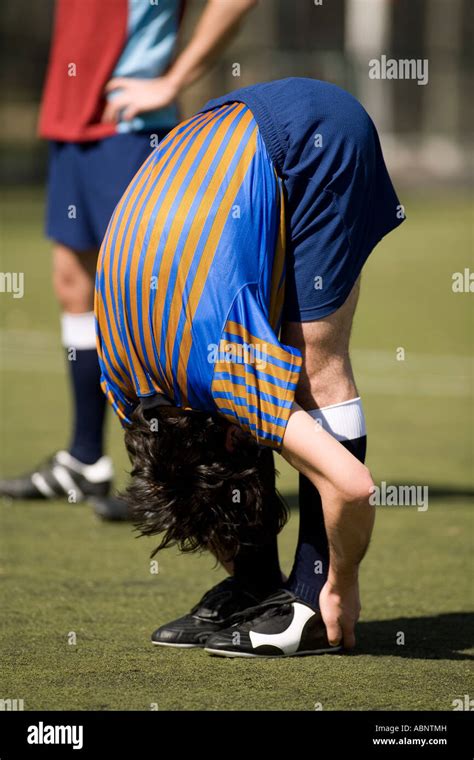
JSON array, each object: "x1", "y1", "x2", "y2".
[
  {"x1": 280, "y1": 102, "x2": 405, "y2": 323},
  {"x1": 202, "y1": 79, "x2": 405, "y2": 322},
  {"x1": 46, "y1": 131, "x2": 168, "y2": 252}
]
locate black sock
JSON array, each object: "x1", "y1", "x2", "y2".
[
  {"x1": 233, "y1": 540, "x2": 282, "y2": 596},
  {"x1": 286, "y1": 435, "x2": 367, "y2": 609},
  {"x1": 68, "y1": 348, "x2": 107, "y2": 465},
  {"x1": 232, "y1": 448, "x2": 283, "y2": 595}
]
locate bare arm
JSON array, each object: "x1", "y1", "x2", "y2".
[
  {"x1": 103, "y1": 0, "x2": 258, "y2": 123},
  {"x1": 165, "y1": 0, "x2": 257, "y2": 92},
  {"x1": 281, "y1": 403, "x2": 375, "y2": 647}
]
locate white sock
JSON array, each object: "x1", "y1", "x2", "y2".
[
  {"x1": 61, "y1": 311, "x2": 97, "y2": 350},
  {"x1": 307, "y1": 397, "x2": 366, "y2": 441}
]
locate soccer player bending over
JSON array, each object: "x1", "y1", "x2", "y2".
[{"x1": 95, "y1": 79, "x2": 404, "y2": 657}]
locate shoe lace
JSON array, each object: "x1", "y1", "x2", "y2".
[
  {"x1": 224, "y1": 592, "x2": 296, "y2": 627},
  {"x1": 190, "y1": 578, "x2": 236, "y2": 615},
  {"x1": 30, "y1": 452, "x2": 60, "y2": 476}
]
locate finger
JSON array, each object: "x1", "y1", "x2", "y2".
[
  {"x1": 101, "y1": 102, "x2": 116, "y2": 124},
  {"x1": 325, "y1": 619, "x2": 343, "y2": 648},
  {"x1": 102, "y1": 102, "x2": 122, "y2": 124},
  {"x1": 105, "y1": 78, "x2": 129, "y2": 93},
  {"x1": 121, "y1": 105, "x2": 139, "y2": 121},
  {"x1": 342, "y1": 623, "x2": 356, "y2": 650},
  {"x1": 102, "y1": 98, "x2": 129, "y2": 124}
]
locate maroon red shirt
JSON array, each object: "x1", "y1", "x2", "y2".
[{"x1": 39, "y1": 0, "x2": 184, "y2": 142}]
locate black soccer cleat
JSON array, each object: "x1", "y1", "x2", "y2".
[
  {"x1": 151, "y1": 578, "x2": 268, "y2": 649},
  {"x1": 204, "y1": 588, "x2": 343, "y2": 658},
  {"x1": 89, "y1": 494, "x2": 131, "y2": 521},
  {"x1": 0, "y1": 450, "x2": 113, "y2": 502}
]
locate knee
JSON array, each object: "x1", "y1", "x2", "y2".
[
  {"x1": 52, "y1": 247, "x2": 96, "y2": 312},
  {"x1": 53, "y1": 270, "x2": 94, "y2": 312}
]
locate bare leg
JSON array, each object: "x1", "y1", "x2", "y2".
[
  {"x1": 53, "y1": 244, "x2": 107, "y2": 465},
  {"x1": 281, "y1": 277, "x2": 361, "y2": 410},
  {"x1": 52, "y1": 244, "x2": 98, "y2": 312}
]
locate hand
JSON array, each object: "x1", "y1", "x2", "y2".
[
  {"x1": 102, "y1": 76, "x2": 179, "y2": 123},
  {"x1": 319, "y1": 574, "x2": 361, "y2": 649}
]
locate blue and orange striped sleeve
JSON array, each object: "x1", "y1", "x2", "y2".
[{"x1": 210, "y1": 285, "x2": 302, "y2": 449}]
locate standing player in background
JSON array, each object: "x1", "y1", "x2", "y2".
[{"x1": 0, "y1": 0, "x2": 258, "y2": 516}]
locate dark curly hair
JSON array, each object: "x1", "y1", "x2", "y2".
[{"x1": 123, "y1": 405, "x2": 288, "y2": 561}]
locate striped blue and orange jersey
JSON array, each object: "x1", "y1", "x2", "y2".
[{"x1": 95, "y1": 103, "x2": 302, "y2": 449}]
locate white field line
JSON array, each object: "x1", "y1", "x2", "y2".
[
  {"x1": 0, "y1": 329, "x2": 472, "y2": 398},
  {"x1": 351, "y1": 349, "x2": 473, "y2": 397}
]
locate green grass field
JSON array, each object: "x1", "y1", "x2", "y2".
[{"x1": 0, "y1": 188, "x2": 472, "y2": 710}]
